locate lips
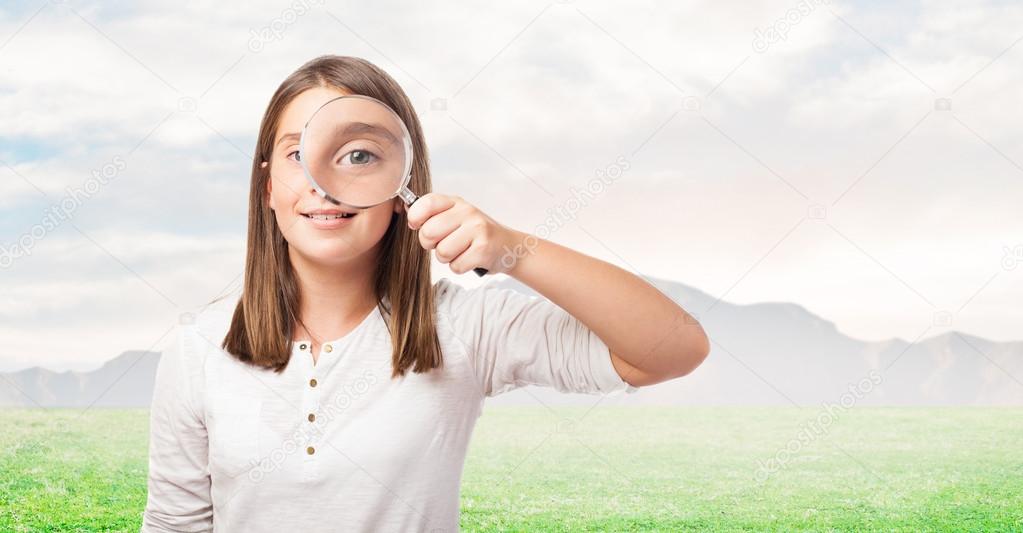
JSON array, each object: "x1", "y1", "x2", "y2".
[{"x1": 301, "y1": 208, "x2": 358, "y2": 220}]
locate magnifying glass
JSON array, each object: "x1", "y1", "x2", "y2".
[{"x1": 299, "y1": 94, "x2": 487, "y2": 277}]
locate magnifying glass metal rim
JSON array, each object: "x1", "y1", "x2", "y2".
[{"x1": 298, "y1": 94, "x2": 417, "y2": 210}]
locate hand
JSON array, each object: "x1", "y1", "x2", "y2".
[{"x1": 406, "y1": 193, "x2": 521, "y2": 276}]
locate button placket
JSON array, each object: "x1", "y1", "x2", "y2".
[
  {"x1": 304, "y1": 345, "x2": 322, "y2": 472},
  {"x1": 294, "y1": 340, "x2": 320, "y2": 476}
]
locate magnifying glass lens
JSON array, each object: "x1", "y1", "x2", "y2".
[{"x1": 300, "y1": 96, "x2": 412, "y2": 208}]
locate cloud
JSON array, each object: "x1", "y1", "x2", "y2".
[{"x1": 1, "y1": 0, "x2": 1021, "y2": 370}]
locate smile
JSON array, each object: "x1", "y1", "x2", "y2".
[{"x1": 302, "y1": 213, "x2": 356, "y2": 219}]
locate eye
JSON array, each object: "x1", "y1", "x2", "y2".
[
  {"x1": 341, "y1": 149, "x2": 376, "y2": 165},
  {"x1": 287, "y1": 150, "x2": 301, "y2": 163}
]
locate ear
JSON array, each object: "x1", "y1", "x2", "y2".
[
  {"x1": 393, "y1": 197, "x2": 403, "y2": 215},
  {"x1": 262, "y1": 161, "x2": 274, "y2": 210}
]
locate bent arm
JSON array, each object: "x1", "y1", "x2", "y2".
[{"x1": 505, "y1": 231, "x2": 710, "y2": 386}]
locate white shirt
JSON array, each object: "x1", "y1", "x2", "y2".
[{"x1": 142, "y1": 277, "x2": 637, "y2": 533}]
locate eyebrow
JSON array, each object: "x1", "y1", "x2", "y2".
[
  {"x1": 275, "y1": 123, "x2": 400, "y2": 149},
  {"x1": 336, "y1": 122, "x2": 400, "y2": 145},
  {"x1": 276, "y1": 132, "x2": 300, "y2": 147}
]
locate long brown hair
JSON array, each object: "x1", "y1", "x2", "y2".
[{"x1": 221, "y1": 55, "x2": 443, "y2": 378}]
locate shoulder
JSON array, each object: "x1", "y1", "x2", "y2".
[
  {"x1": 432, "y1": 278, "x2": 495, "y2": 346},
  {"x1": 432, "y1": 277, "x2": 470, "y2": 335},
  {"x1": 432, "y1": 277, "x2": 548, "y2": 338},
  {"x1": 433, "y1": 277, "x2": 529, "y2": 317},
  {"x1": 432, "y1": 277, "x2": 466, "y2": 305},
  {"x1": 169, "y1": 285, "x2": 243, "y2": 368}
]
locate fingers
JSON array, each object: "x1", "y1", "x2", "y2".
[
  {"x1": 417, "y1": 208, "x2": 462, "y2": 250},
  {"x1": 406, "y1": 193, "x2": 456, "y2": 231},
  {"x1": 439, "y1": 217, "x2": 495, "y2": 274},
  {"x1": 433, "y1": 223, "x2": 474, "y2": 269},
  {"x1": 407, "y1": 193, "x2": 496, "y2": 275}
]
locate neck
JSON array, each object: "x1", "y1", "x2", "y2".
[{"x1": 289, "y1": 247, "x2": 378, "y2": 344}]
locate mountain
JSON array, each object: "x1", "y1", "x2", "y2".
[
  {"x1": 487, "y1": 276, "x2": 1023, "y2": 406},
  {"x1": 2, "y1": 277, "x2": 1021, "y2": 407},
  {"x1": 0, "y1": 350, "x2": 160, "y2": 408}
]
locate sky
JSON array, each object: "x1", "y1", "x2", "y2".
[{"x1": 1, "y1": 0, "x2": 1021, "y2": 371}]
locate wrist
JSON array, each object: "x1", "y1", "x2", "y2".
[{"x1": 502, "y1": 228, "x2": 539, "y2": 279}]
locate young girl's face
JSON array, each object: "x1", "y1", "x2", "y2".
[{"x1": 266, "y1": 86, "x2": 403, "y2": 268}]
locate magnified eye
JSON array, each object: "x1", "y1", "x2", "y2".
[{"x1": 342, "y1": 149, "x2": 376, "y2": 165}]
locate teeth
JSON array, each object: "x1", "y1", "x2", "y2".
[{"x1": 306, "y1": 213, "x2": 353, "y2": 220}]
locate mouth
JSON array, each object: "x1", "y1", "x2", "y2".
[{"x1": 301, "y1": 209, "x2": 359, "y2": 220}]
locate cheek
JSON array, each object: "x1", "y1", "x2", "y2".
[
  {"x1": 269, "y1": 173, "x2": 300, "y2": 211},
  {"x1": 366, "y1": 205, "x2": 398, "y2": 235},
  {"x1": 268, "y1": 176, "x2": 305, "y2": 237}
]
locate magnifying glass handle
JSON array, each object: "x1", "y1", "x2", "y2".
[{"x1": 405, "y1": 192, "x2": 488, "y2": 277}]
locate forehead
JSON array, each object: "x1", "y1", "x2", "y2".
[{"x1": 275, "y1": 86, "x2": 351, "y2": 144}]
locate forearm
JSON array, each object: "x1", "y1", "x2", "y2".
[{"x1": 504, "y1": 229, "x2": 709, "y2": 380}]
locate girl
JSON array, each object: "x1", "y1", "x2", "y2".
[{"x1": 142, "y1": 55, "x2": 709, "y2": 532}]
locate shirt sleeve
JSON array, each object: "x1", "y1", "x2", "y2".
[
  {"x1": 436, "y1": 278, "x2": 640, "y2": 398},
  {"x1": 141, "y1": 324, "x2": 214, "y2": 533}
]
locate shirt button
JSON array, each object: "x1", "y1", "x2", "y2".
[
  {"x1": 324, "y1": 344, "x2": 333, "y2": 353},
  {"x1": 309, "y1": 378, "x2": 318, "y2": 387},
  {"x1": 299, "y1": 343, "x2": 307, "y2": 350},
  {"x1": 307, "y1": 446, "x2": 315, "y2": 455},
  {"x1": 308, "y1": 413, "x2": 316, "y2": 422}
]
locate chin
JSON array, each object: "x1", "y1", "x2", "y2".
[{"x1": 292, "y1": 239, "x2": 366, "y2": 266}]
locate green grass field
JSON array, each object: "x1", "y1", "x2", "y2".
[{"x1": 1, "y1": 406, "x2": 1021, "y2": 532}]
